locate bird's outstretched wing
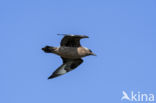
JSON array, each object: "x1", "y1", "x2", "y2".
[
  {"x1": 58, "y1": 34, "x2": 89, "y2": 47},
  {"x1": 48, "y1": 57, "x2": 83, "y2": 79}
]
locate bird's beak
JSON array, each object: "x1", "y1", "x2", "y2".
[{"x1": 90, "y1": 52, "x2": 96, "y2": 56}]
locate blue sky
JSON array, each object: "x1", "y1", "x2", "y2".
[{"x1": 0, "y1": 0, "x2": 156, "y2": 103}]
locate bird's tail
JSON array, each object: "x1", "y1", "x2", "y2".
[{"x1": 42, "y1": 46, "x2": 57, "y2": 53}]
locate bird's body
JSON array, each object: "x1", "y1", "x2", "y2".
[
  {"x1": 47, "y1": 46, "x2": 90, "y2": 59},
  {"x1": 42, "y1": 34, "x2": 96, "y2": 79}
]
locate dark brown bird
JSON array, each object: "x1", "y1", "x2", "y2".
[{"x1": 42, "y1": 34, "x2": 96, "y2": 79}]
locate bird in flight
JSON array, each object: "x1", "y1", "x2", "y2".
[{"x1": 42, "y1": 34, "x2": 96, "y2": 79}]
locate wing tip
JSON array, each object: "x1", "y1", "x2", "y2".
[
  {"x1": 57, "y1": 34, "x2": 89, "y2": 38},
  {"x1": 48, "y1": 74, "x2": 61, "y2": 79},
  {"x1": 48, "y1": 75, "x2": 56, "y2": 79},
  {"x1": 48, "y1": 77, "x2": 55, "y2": 80}
]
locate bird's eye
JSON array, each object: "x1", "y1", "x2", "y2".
[{"x1": 89, "y1": 49, "x2": 92, "y2": 52}]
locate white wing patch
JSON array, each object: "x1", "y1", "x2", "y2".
[{"x1": 57, "y1": 64, "x2": 67, "y2": 74}]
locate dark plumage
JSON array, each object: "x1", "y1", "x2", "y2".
[
  {"x1": 42, "y1": 46, "x2": 56, "y2": 53},
  {"x1": 58, "y1": 34, "x2": 89, "y2": 47},
  {"x1": 42, "y1": 34, "x2": 96, "y2": 79}
]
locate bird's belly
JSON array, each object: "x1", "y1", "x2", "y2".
[{"x1": 58, "y1": 47, "x2": 83, "y2": 59}]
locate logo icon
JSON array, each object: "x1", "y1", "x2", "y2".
[
  {"x1": 121, "y1": 91, "x2": 131, "y2": 101},
  {"x1": 121, "y1": 91, "x2": 155, "y2": 102}
]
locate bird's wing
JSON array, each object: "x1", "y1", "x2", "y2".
[
  {"x1": 58, "y1": 34, "x2": 89, "y2": 47},
  {"x1": 48, "y1": 57, "x2": 83, "y2": 79}
]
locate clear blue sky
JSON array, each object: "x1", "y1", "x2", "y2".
[{"x1": 0, "y1": 0, "x2": 156, "y2": 103}]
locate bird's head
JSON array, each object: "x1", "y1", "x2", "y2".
[{"x1": 88, "y1": 49, "x2": 96, "y2": 56}]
